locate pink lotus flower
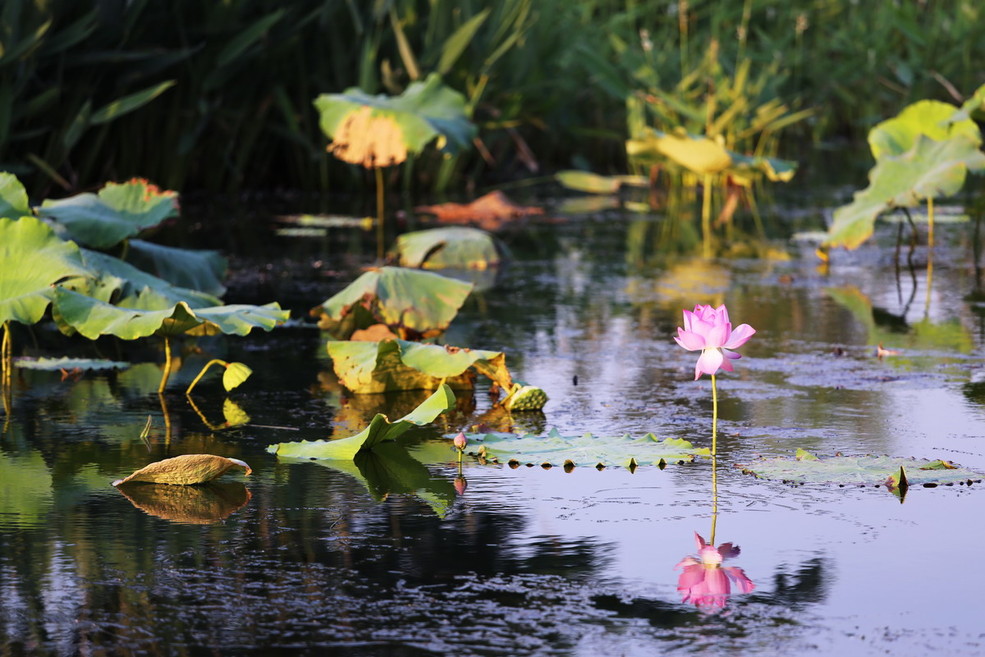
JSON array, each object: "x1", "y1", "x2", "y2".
[
  {"x1": 453, "y1": 432, "x2": 468, "y2": 452},
  {"x1": 674, "y1": 304, "x2": 756, "y2": 380},
  {"x1": 675, "y1": 532, "x2": 754, "y2": 611}
]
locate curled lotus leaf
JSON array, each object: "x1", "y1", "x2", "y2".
[
  {"x1": 39, "y1": 178, "x2": 179, "y2": 249},
  {"x1": 112, "y1": 454, "x2": 252, "y2": 486},
  {"x1": 327, "y1": 339, "x2": 513, "y2": 394},
  {"x1": 222, "y1": 362, "x2": 253, "y2": 391}
]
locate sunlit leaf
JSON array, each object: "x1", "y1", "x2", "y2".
[
  {"x1": 952, "y1": 82, "x2": 985, "y2": 122},
  {"x1": 267, "y1": 384, "x2": 456, "y2": 460},
  {"x1": 39, "y1": 178, "x2": 179, "y2": 249},
  {"x1": 222, "y1": 362, "x2": 253, "y2": 391},
  {"x1": 394, "y1": 226, "x2": 504, "y2": 270},
  {"x1": 0, "y1": 172, "x2": 31, "y2": 218},
  {"x1": 314, "y1": 266, "x2": 472, "y2": 340},
  {"x1": 430, "y1": 429, "x2": 710, "y2": 468},
  {"x1": 0, "y1": 216, "x2": 91, "y2": 326},
  {"x1": 628, "y1": 130, "x2": 732, "y2": 175},
  {"x1": 327, "y1": 339, "x2": 513, "y2": 394},
  {"x1": 737, "y1": 451, "x2": 985, "y2": 489},
  {"x1": 112, "y1": 454, "x2": 253, "y2": 486},
  {"x1": 869, "y1": 99, "x2": 981, "y2": 160},
  {"x1": 115, "y1": 481, "x2": 252, "y2": 524},
  {"x1": 314, "y1": 73, "x2": 475, "y2": 168},
  {"x1": 555, "y1": 170, "x2": 648, "y2": 194}
]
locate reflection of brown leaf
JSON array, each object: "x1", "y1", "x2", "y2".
[
  {"x1": 414, "y1": 191, "x2": 544, "y2": 231},
  {"x1": 351, "y1": 323, "x2": 400, "y2": 341},
  {"x1": 116, "y1": 482, "x2": 252, "y2": 524},
  {"x1": 112, "y1": 454, "x2": 252, "y2": 486}
]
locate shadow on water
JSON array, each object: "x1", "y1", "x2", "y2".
[{"x1": 3, "y1": 188, "x2": 985, "y2": 655}]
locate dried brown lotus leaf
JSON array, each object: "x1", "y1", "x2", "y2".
[{"x1": 112, "y1": 454, "x2": 252, "y2": 486}]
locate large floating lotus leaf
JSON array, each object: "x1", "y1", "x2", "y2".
[
  {"x1": 737, "y1": 450, "x2": 985, "y2": 488},
  {"x1": 81, "y1": 249, "x2": 222, "y2": 308},
  {"x1": 126, "y1": 239, "x2": 228, "y2": 298},
  {"x1": 52, "y1": 287, "x2": 287, "y2": 340},
  {"x1": 267, "y1": 384, "x2": 456, "y2": 460},
  {"x1": 314, "y1": 73, "x2": 475, "y2": 168},
  {"x1": 442, "y1": 429, "x2": 710, "y2": 468},
  {"x1": 39, "y1": 178, "x2": 179, "y2": 249},
  {"x1": 0, "y1": 172, "x2": 30, "y2": 218},
  {"x1": 315, "y1": 267, "x2": 473, "y2": 339},
  {"x1": 312, "y1": 442, "x2": 456, "y2": 518},
  {"x1": 328, "y1": 338, "x2": 512, "y2": 393},
  {"x1": 115, "y1": 481, "x2": 252, "y2": 524},
  {"x1": 395, "y1": 227, "x2": 504, "y2": 270},
  {"x1": 823, "y1": 134, "x2": 985, "y2": 250},
  {"x1": 555, "y1": 170, "x2": 649, "y2": 194},
  {"x1": 869, "y1": 99, "x2": 981, "y2": 160},
  {"x1": 112, "y1": 454, "x2": 252, "y2": 486},
  {"x1": 13, "y1": 356, "x2": 129, "y2": 371},
  {"x1": 0, "y1": 216, "x2": 91, "y2": 325}
]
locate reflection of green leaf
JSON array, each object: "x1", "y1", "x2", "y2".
[
  {"x1": 0, "y1": 451, "x2": 53, "y2": 527},
  {"x1": 53, "y1": 288, "x2": 288, "y2": 339},
  {"x1": 738, "y1": 452, "x2": 984, "y2": 489},
  {"x1": 315, "y1": 267, "x2": 472, "y2": 339},
  {"x1": 395, "y1": 227, "x2": 503, "y2": 270},
  {"x1": 222, "y1": 398, "x2": 251, "y2": 427},
  {"x1": 267, "y1": 384, "x2": 456, "y2": 460},
  {"x1": 0, "y1": 216, "x2": 91, "y2": 326},
  {"x1": 39, "y1": 179, "x2": 179, "y2": 249},
  {"x1": 430, "y1": 429, "x2": 709, "y2": 468},
  {"x1": 313, "y1": 442, "x2": 456, "y2": 518},
  {"x1": 327, "y1": 339, "x2": 512, "y2": 393}
]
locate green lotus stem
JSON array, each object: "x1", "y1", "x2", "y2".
[
  {"x1": 701, "y1": 173, "x2": 713, "y2": 258},
  {"x1": 186, "y1": 359, "x2": 229, "y2": 395},
  {"x1": 1, "y1": 321, "x2": 10, "y2": 381},
  {"x1": 709, "y1": 454, "x2": 719, "y2": 546},
  {"x1": 158, "y1": 337, "x2": 174, "y2": 394},
  {"x1": 711, "y1": 373, "x2": 718, "y2": 456},
  {"x1": 375, "y1": 166, "x2": 385, "y2": 261}
]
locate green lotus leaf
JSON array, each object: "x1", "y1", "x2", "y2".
[
  {"x1": 12, "y1": 356, "x2": 129, "y2": 371},
  {"x1": 737, "y1": 451, "x2": 985, "y2": 489},
  {"x1": 126, "y1": 239, "x2": 228, "y2": 297},
  {"x1": 222, "y1": 362, "x2": 253, "y2": 391},
  {"x1": 314, "y1": 266, "x2": 473, "y2": 339},
  {"x1": 52, "y1": 287, "x2": 288, "y2": 339},
  {"x1": 81, "y1": 249, "x2": 222, "y2": 308},
  {"x1": 555, "y1": 170, "x2": 649, "y2": 194},
  {"x1": 314, "y1": 73, "x2": 475, "y2": 168},
  {"x1": 952, "y1": 82, "x2": 985, "y2": 122},
  {"x1": 434, "y1": 429, "x2": 710, "y2": 468},
  {"x1": 312, "y1": 442, "x2": 457, "y2": 518},
  {"x1": 823, "y1": 134, "x2": 985, "y2": 250},
  {"x1": 729, "y1": 152, "x2": 798, "y2": 182},
  {"x1": 0, "y1": 216, "x2": 91, "y2": 326},
  {"x1": 394, "y1": 227, "x2": 504, "y2": 270},
  {"x1": 0, "y1": 172, "x2": 31, "y2": 218},
  {"x1": 38, "y1": 178, "x2": 179, "y2": 249},
  {"x1": 327, "y1": 338, "x2": 513, "y2": 394},
  {"x1": 267, "y1": 384, "x2": 456, "y2": 460},
  {"x1": 869, "y1": 99, "x2": 981, "y2": 160}
]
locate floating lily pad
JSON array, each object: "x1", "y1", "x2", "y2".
[
  {"x1": 555, "y1": 170, "x2": 648, "y2": 194},
  {"x1": 268, "y1": 384, "x2": 456, "y2": 460},
  {"x1": 39, "y1": 178, "x2": 179, "y2": 249},
  {"x1": 313, "y1": 267, "x2": 473, "y2": 340},
  {"x1": 112, "y1": 454, "x2": 252, "y2": 486},
  {"x1": 394, "y1": 227, "x2": 504, "y2": 270},
  {"x1": 12, "y1": 356, "x2": 129, "y2": 371},
  {"x1": 434, "y1": 429, "x2": 710, "y2": 468},
  {"x1": 327, "y1": 339, "x2": 513, "y2": 394},
  {"x1": 737, "y1": 450, "x2": 984, "y2": 489}
]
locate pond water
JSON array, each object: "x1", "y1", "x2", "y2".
[{"x1": 3, "y1": 190, "x2": 985, "y2": 656}]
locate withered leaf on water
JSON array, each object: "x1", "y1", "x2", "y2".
[{"x1": 112, "y1": 454, "x2": 252, "y2": 486}]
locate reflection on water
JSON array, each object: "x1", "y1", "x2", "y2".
[{"x1": 3, "y1": 206, "x2": 985, "y2": 655}]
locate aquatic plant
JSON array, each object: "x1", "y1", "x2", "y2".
[
  {"x1": 674, "y1": 304, "x2": 755, "y2": 455},
  {"x1": 675, "y1": 532, "x2": 754, "y2": 611},
  {"x1": 453, "y1": 431, "x2": 467, "y2": 464},
  {"x1": 112, "y1": 454, "x2": 252, "y2": 487}
]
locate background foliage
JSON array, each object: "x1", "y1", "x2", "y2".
[{"x1": 1, "y1": 0, "x2": 982, "y2": 198}]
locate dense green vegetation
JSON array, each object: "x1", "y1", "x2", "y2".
[{"x1": 1, "y1": 0, "x2": 982, "y2": 197}]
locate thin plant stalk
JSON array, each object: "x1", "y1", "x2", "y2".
[
  {"x1": 710, "y1": 373, "x2": 718, "y2": 456},
  {"x1": 158, "y1": 336, "x2": 174, "y2": 394},
  {"x1": 375, "y1": 166, "x2": 385, "y2": 261},
  {"x1": 702, "y1": 174, "x2": 713, "y2": 258},
  {"x1": 925, "y1": 196, "x2": 935, "y2": 315},
  {"x1": 186, "y1": 359, "x2": 229, "y2": 395},
  {"x1": 1, "y1": 321, "x2": 11, "y2": 383}
]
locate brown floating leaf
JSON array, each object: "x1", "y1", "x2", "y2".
[
  {"x1": 112, "y1": 454, "x2": 252, "y2": 486},
  {"x1": 115, "y1": 482, "x2": 252, "y2": 524},
  {"x1": 414, "y1": 191, "x2": 544, "y2": 231}
]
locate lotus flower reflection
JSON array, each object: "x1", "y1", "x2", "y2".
[
  {"x1": 675, "y1": 532, "x2": 754, "y2": 610},
  {"x1": 674, "y1": 304, "x2": 755, "y2": 380}
]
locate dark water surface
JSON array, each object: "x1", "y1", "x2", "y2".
[{"x1": 3, "y1": 198, "x2": 985, "y2": 656}]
